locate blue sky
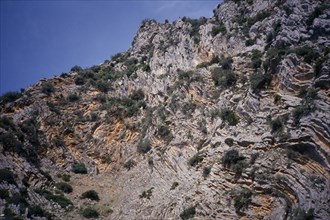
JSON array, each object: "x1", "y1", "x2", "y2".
[{"x1": 0, "y1": 0, "x2": 220, "y2": 94}]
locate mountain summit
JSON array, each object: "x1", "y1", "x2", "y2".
[{"x1": 0, "y1": 0, "x2": 329, "y2": 219}]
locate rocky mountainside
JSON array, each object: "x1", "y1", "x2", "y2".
[{"x1": 0, "y1": 0, "x2": 329, "y2": 219}]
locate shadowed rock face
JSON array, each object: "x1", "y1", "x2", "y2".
[{"x1": 0, "y1": 0, "x2": 329, "y2": 219}]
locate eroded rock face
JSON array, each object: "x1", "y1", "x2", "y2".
[{"x1": 0, "y1": 0, "x2": 329, "y2": 219}]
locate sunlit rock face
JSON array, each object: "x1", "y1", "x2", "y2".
[{"x1": 0, "y1": 0, "x2": 329, "y2": 219}]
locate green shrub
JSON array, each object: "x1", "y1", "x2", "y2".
[
  {"x1": 20, "y1": 118, "x2": 38, "y2": 145},
  {"x1": 314, "y1": 56, "x2": 326, "y2": 77},
  {"x1": 67, "y1": 93, "x2": 80, "y2": 102},
  {"x1": 294, "y1": 46, "x2": 317, "y2": 64},
  {"x1": 249, "y1": 72, "x2": 270, "y2": 91},
  {"x1": 181, "y1": 102, "x2": 196, "y2": 117},
  {"x1": 220, "y1": 108, "x2": 239, "y2": 126},
  {"x1": 220, "y1": 56, "x2": 233, "y2": 70},
  {"x1": 139, "y1": 63, "x2": 151, "y2": 72},
  {"x1": 82, "y1": 207, "x2": 99, "y2": 218},
  {"x1": 74, "y1": 76, "x2": 86, "y2": 85},
  {"x1": 137, "y1": 140, "x2": 151, "y2": 154},
  {"x1": 306, "y1": 6, "x2": 325, "y2": 26},
  {"x1": 46, "y1": 194, "x2": 72, "y2": 208},
  {"x1": 231, "y1": 160, "x2": 247, "y2": 175},
  {"x1": 196, "y1": 61, "x2": 210, "y2": 69},
  {"x1": 295, "y1": 207, "x2": 314, "y2": 220},
  {"x1": 177, "y1": 69, "x2": 194, "y2": 81},
  {"x1": 283, "y1": 5, "x2": 293, "y2": 16},
  {"x1": 0, "y1": 91, "x2": 22, "y2": 104},
  {"x1": 123, "y1": 159, "x2": 136, "y2": 170},
  {"x1": 0, "y1": 116, "x2": 15, "y2": 130},
  {"x1": 41, "y1": 82, "x2": 55, "y2": 95},
  {"x1": 222, "y1": 149, "x2": 240, "y2": 168},
  {"x1": 225, "y1": 138, "x2": 234, "y2": 146},
  {"x1": 81, "y1": 190, "x2": 100, "y2": 201},
  {"x1": 40, "y1": 170, "x2": 53, "y2": 182},
  {"x1": 0, "y1": 133, "x2": 24, "y2": 155},
  {"x1": 301, "y1": 88, "x2": 318, "y2": 104},
  {"x1": 196, "y1": 55, "x2": 221, "y2": 69},
  {"x1": 270, "y1": 118, "x2": 284, "y2": 133},
  {"x1": 129, "y1": 89, "x2": 145, "y2": 101},
  {"x1": 202, "y1": 166, "x2": 211, "y2": 177},
  {"x1": 250, "y1": 153, "x2": 259, "y2": 164},
  {"x1": 0, "y1": 189, "x2": 9, "y2": 199},
  {"x1": 210, "y1": 109, "x2": 221, "y2": 121},
  {"x1": 188, "y1": 153, "x2": 203, "y2": 166},
  {"x1": 157, "y1": 125, "x2": 172, "y2": 142},
  {"x1": 94, "y1": 80, "x2": 110, "y2": 93},
  {"x1": 0, "y1": 169, "x2": 16, "y2": 185},
  {"x1": 71, "y1": 65, "x2": 83, "y2": 72},
  {"x1": 251, "y1": 49, "x2": 262, "y2": 69},
  {"x1": 274, "y1": 94, "x2": 281, "y2": 104},
  {"x1": 55, "y1": 182, "x2": 73, "y2": 193},
  {"x1": 233, "y1": 188, "x2": 252, "y2": 212},
  {"x1": 90, "y1": 65, "x2": 101, "y2": 73},
  {"x1": 292, "y1": 105, "x2": 311, "y2": 125},
  {"x1": 7, "y1": 193, "x2": 27, "y2": 205},
  {"x1": 72, "y1": 163, "x2": 87, "y2": 174},
  {"x1": 245, "y1": 38, "x2": 256, "y2": 46},
  {"x1": 111, "y1": 52, "x2": 126, "y2": 62},
  {"x1": 184, "y1": 17, "x2": 207, "y2": 43},
  {"x1": 211, "y1": 68, "x2": 236, "y2": 88},
  {"x1": 170, "y1": 182, "x2": 179, "y2": 190},
  {"x1": 180, "y1": 206, "x2": 196, "y2": 220},
  {"x1": 62, "y1": 174, "x2": 71, "y2": 182},
  {"x1": 211, "y1": 22, "x2": 226, "y2": 37},
  {"x1": 247, "y1": 11, "x2": 271, "y2": 27},
  {"x1": 28, "y1": 205, "x2": 51, "y2": 218},
  {"x1": 139, "y1": 187, "x2": 153, "y2": 199},
  {"x1": 106, "y1": 96, "x2": 145, "y2": 118},
  {"x1": 233, "y1": 14, "x2": 247, "y2": 26}
]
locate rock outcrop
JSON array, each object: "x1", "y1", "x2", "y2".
[{"x1": 0, "y1": 0, "x2": 329, "y2": 219}]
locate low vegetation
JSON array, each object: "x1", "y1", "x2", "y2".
[
  {"x1": 225, "y1": 138, "x2": 234, "y2": 146},
  {"x1": 180, "y1": 206, "x2": 196, "y2": 220},
  {"x1": 249, "y1": 72, "x2": 271, "y2": 91},
  {"x1": 72, "y1": 163, "x2": 87, "y2": 174},
  {"x1": 188, "y1": 153, "x2": 203, "y2": 166},
  {"x1": 211, "y1": 21, "x2": 226, "y2": 36},
  {"x1": 211, "y1": 68, "x2": 236, "y2": 88},
  {"x1": 0, "y1": 168, "x2": 16, "y2": 185},
  {"x1": 35, "y1": 189, "x2": 72, "y2": 208},
  {"x1": 0, "y1": 91, "x2": 22, "y2": 104},
  {"x1": 55, "y1": 182, "x2": 73, "y2": 193},
  {"x1": 233, "y1": 188, "x2": 252, "y2": 212},
  {"x1": 294, "y1": 46, "x2": 318, "y2": 64},
  {"x1": 220, "y1": 108, "x2": 239, "y2": 126},
  {"x1": 202, "y1": 166, "x2": 211, "y2": 177},
  {"x1": 123, "y1": 159, "x2": 136, "y2": 171},
  {"x1": 269, "y1": 117, "x2": 284, "y2": 134},
  {"x1": 183, "y1": 17, "x2": 207, "y2": 44},
  {"x1": 157, "y1": 124, "x2": 173, "y2": 143},
  {"x1": 295, "y1": 207, "x2": 314, "y2": 220},
  {"x1": 139, "y1": 187, "x2": 153, "y2": 199},
  {"x1": 41, "y1": 82, "x2": 55, "y2": 95},
  {"x1": 81, "y1": 190, "x2": 100, "y2": 201},
  {"x1": 137, "y1": 139, "x2": 151, "y2": 154},
  {"x1": 27, "y1": 205, "x2": 52, "y2": 219},
  {"x1": 222, "y1": 149, "x2": 246, "y2": 175},
  {"x1": 250, "y1": 49, "x2": 262, "y2": 69},
  {"x1": 306, "y1": 6, "x2": 325, "y2": 26},
  {"x1": 170, "y1": 182, "x2": 179, "y2": 190},
  {"x1": 82, "y1": 207, "x2": 99, "y2": 218}
]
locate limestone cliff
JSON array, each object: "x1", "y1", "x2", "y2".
[{"x1": 0, "y1": 0, "x2": 329, "y2": 219}]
